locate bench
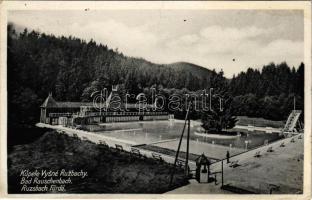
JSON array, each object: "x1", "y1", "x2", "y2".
[
  {"x1": 280, "y1": 142, "x2": 285, "y2": 147},
  {"x1": 130, "y1": 148, "x2": 142, "y2": 157},
  {"x1": 99, "y1": 140, "x2": 108, "y2": 145},
  {"x1": 115, "y1": 144, "x2": 124, "y2": 151},
  {"x1": 82, "y1": 136, "x2": 88, "y2": 141},
  {"x1": 290, "y1": 138, "x2": 295, "y2": 143},
  {"x1": 254, "y1": 151, "x2": 261, "y2": 158},
  {"x1": 72, "y1": 133, "x2": 80, "y2": 139},
  {"x1": 229, "y1": 160, "x2": 239, "y2": 168},
  {"x1": 267, "y1": 146, "x2": 273, "y2": 152},
  {"x1": 152, "y1": 153, "x2": 163, "y2": 162},
  {"x1": 98, "y1": 140, "x2": 109, "y2": 148}
]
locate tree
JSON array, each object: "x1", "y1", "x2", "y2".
[
  {"x1": 201, "y1": 92, "x2": 237, "y2": 133},
  {"x1": 7, "y1": 23, "x2": 305, "y2": 131}
]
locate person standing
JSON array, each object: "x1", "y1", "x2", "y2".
[{"x1": 226, "y1": 150, "x2": 230, "y2": 163}]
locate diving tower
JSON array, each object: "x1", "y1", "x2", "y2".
[{"x1": 282, "y1": 110, "x2": 303, "y2": 137}]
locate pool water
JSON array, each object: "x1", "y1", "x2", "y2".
[{"x1": 90, "y1": 121, "x2": 283, "y2": 149}]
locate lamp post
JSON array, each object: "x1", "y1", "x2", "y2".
[
  {"x1": 100, "y1": 90, "x2": 102, "y2": 117},
  {"x1": 245, "y1": 140, "x2": 249, "y2": 150}
]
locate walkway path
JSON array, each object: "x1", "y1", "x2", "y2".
[{"x1": 36, "y1": 123, "x2": 197, "y2": 168}]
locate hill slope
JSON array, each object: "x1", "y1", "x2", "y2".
[
  {"x1": 166, "y1": 62, "x2": 214, "y2": 79},
  {"x1": 8, "y1": 131, "x2": 187, "y2": 193}
]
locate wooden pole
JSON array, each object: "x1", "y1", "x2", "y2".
[
  {"x1": 185, "y1": 106, "x2": 191, "y2": 176},
  {"x1": 207, "y1": 164, "x2": 210, "y2": 183},
  {"x1": 100, "y1": 90, "x2": 102, "y2": 118},
  {"x1": 169, "y1": 101, "x2": 191, "y2": 187},
  {"x1": 221, "y1": 160, "x2": 224, "y2": 186}
]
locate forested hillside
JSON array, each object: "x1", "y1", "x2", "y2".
[
  {"x1": 7, "y1": 23, "x2": 304, "y2": 130},
  {"x1": 230, "y1": 63, "x2": 304, "y2": 120},
  {"x1": 7, "y1": 23, "x2": 221, "y2": 129}
]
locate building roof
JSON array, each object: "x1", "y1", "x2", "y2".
[
  {"x1": 41, "y1": 93, "x2": 157, "y2": 109},
  {"x1": 41, "y1": 94, "x2": 93, "y2": 108},
  {"x1": 41, "y1": 93, "x2": 58, "y2": 108},
  {"x1": 56, "y1": 102, "x2": 94, "y2": 108},
  {"x1": 195, "y1": 153, "x2": 210, "y2": 165}
]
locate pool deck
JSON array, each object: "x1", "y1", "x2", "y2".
[
  {"x1": 221, "y1": 134, "x2": 303, "y2": 194},
  {"x1": 168, "y1": 134, "x2": 304, "y2": 194}
]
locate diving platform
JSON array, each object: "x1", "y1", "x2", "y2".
[{"x1": 282, "y1": 110, "x2": 302, "y2": 137}]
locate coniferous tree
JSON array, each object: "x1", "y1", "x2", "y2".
[
  {"x1": 201, "y1": 91, "x2": 237, "y2": 133},
  {"x1": 7, "y1": 23, "x2": 305, "y2": 130}
]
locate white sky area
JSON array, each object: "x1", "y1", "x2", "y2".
[{"x1": 9, "y1": 10, "x2": 304, "y2": 78}]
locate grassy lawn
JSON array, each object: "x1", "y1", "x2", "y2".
[{"x1": 8, "y1": 131, "x2": 188, "y2": 194}]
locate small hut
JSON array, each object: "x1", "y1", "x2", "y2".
[{"x1": 195, "y1": 153, "x2": 211, "y2": 183}]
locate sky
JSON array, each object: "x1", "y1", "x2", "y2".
[{"x1": 8, "y1": 10, "x2": 304, "y2": 78}]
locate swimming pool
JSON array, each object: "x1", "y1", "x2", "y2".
[{"x1": 87, "y1": 120, "x2": 283, "y2": 150}]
